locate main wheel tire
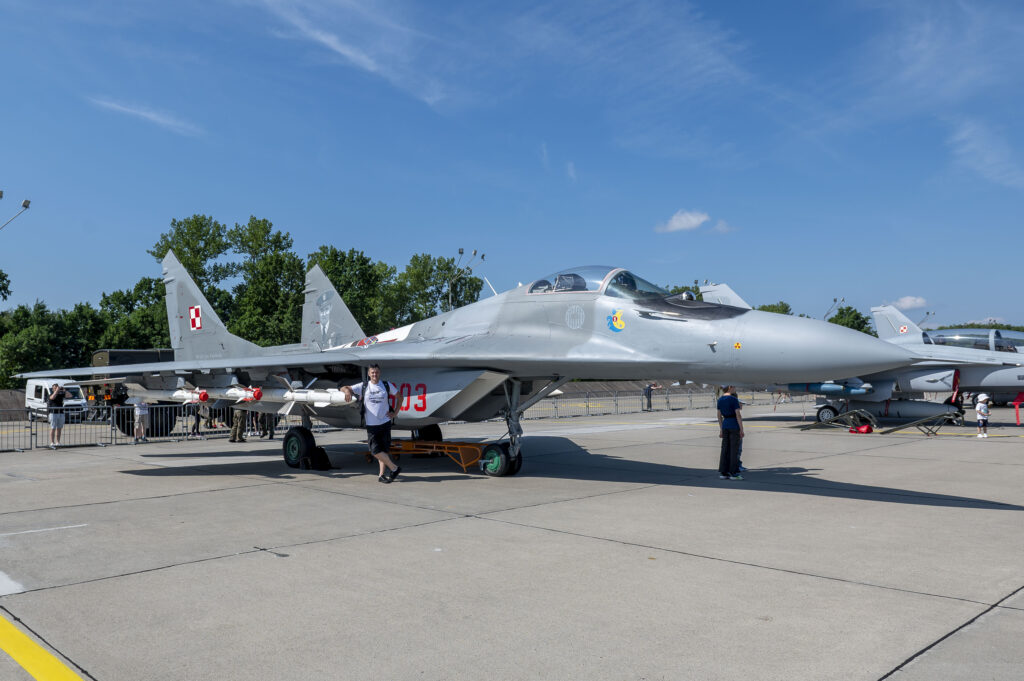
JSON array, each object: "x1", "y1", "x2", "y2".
[
  {"x1": 283, "y1": 426, "x2": 316, "y2": 468},
  {"x1": 414, "y1": 424, "x2": 442, "y2": 441},
  {"x1": 816, "y1": 405, "x2": 839, "y2": 422},
  {"x1": 480, "y1": 443, "x2": 509, "y2": 477}
]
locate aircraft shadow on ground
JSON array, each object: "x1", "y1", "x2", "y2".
[{"x1": 121, "y1": 436, "x2": 1023, "y2": 511}]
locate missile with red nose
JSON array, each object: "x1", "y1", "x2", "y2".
[{"x1": 126, "y1": 384, "x2": 264, "y2": 404}]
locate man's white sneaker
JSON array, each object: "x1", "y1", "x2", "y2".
[{"x1": 977, "y1": 434, "x2": 984, "y2": 438}]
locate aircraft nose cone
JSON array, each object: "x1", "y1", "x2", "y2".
[{"x1": 739, "y1": 312, "x2": 912, "y2": 382}]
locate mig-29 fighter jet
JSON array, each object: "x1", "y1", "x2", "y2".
[{"x1": 19, "y1": 253, "x2": 914, "y2": 475}]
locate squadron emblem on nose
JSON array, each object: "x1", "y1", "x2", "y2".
[{"x1": 607, "y1": 309, "x2": 625, "y2": 332}]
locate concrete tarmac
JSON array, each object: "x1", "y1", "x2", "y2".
[{"x1": 1, "y1": 406, "x2": 1022, "y2": 680}]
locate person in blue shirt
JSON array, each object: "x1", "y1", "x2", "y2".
[{"x1": 717, "y1": 385, "x2": 744, "y2": 480}]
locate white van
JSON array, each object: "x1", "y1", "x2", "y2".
[{"x1": 25, "y1": 379, "x2": 87, "y2": 422}]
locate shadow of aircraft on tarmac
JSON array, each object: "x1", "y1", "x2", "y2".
[{"x1": 122, "y1": 435, "x2": 1024, "y2": 511}]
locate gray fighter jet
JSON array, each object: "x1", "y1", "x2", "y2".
[
  {"x1": 867, "y1": 306, "x2": 1024, "y2": 408},
  {"x1": 19, "y1": 253, "x2": 913, "y2": 475},
  {"x1": 700, "y1": 282, "x2": 1023, "y2": 422},
  {"x1": 792, "y1": 307, "x2": 1024, "y2": 423}
]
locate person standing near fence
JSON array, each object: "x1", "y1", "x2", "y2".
[
  {"x1": 642, "y1": 382, "x2": 661, "y2": 411},
  {"x1": 717, "y1": 385, "x2": 744, "y2": 480},
  {"x1": 229, "y1": 408, "x2": 246, "y2": 442},
  {"x1": 187, "y1": 401, "x2": 202, "y2": 439},
  {"x1": 133, "y1": 400, "x2": 150, "y2": 444},
  {"x1": 46, "y1": 383, "x2": 67, "y2": 449},
  {"x1": 259, "y1": 412, "x2": 275, "y2": 440}
]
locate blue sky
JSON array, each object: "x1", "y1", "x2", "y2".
[{"x1": 2, "y1": 0, "x2": 1022, "y2": 328}]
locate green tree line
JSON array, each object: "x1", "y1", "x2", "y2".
[{"x1": 0, "y1": 214, "x2": 482, "y2": 388}]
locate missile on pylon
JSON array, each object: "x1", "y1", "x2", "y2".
[
  {"x1": 786, "y1": 382, "x2": 871, "y2": 396},
  {"x1": 125, "y1": 383, "x2": 261, "y2": 404},
  {"x1": 262, "y1": 387, "x2": 354, "y2": 408}
]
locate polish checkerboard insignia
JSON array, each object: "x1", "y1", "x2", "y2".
[
  {"x1": 898, "y1": 325, "x2": 908, "y2": 334},
  {"x1": 189, "y1": 305, "x2": 203, "y2": 331}
]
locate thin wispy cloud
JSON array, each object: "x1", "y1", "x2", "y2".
[
  {"x1": 655, "y1": 210, "x2": 709, "y2": 233},
  {"x1": 799, "y1": 3, "x2": 1024, "y2": 139},
  {"x1": 88, "y1": 97, "x2": 202, "y2": 136},
  {"x1": 891, "y1": 295, "x2": 927, "y2": 311},
  {"x1": 506, "y1": 2, "x2": 747, "y2": 101},
  {"x1": 260, "y1": 0, "x2": 449, "y2": 106},
  {"x1": 947, "y1": 119, "x2": 1024, "y2": 190},
  {"x1": 566, "y1": 161, "x2": 576, "y2": 182},
  {"x1": 539, "y1": 142, "x2": 549, "y2": 170},
  {"x1": 259, "y1": 0, "x2": 750, "y2": 148}
]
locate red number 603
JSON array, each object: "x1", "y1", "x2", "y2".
[{"x1": 393, "y1": 383, "x2": 427, "y2": 412}]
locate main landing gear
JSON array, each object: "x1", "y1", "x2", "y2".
[
  {"x1": 282, "y1": 413, "x2": 331, "y2": 471},
  {"x1": 280, "y1": 377, "x2": 569, "y2": 477}
]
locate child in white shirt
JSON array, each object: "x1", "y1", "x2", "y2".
[{"x1": 975, "y1": 394, "x2": 991, "y2": 438}]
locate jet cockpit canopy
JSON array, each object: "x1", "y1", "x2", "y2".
[
  {"x1": 527, "y1": 266, "x2": 669, "y2": 300},
  {"x1": 924, "y1": 328, "x2": 1022, "y2": 353}
]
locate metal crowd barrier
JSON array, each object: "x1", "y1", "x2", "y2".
[
  {"x1": 0, "y1": 409, "x2": 34, "y2": 452},
  {"x1": 0, "y1": 404, "x2": 341, "y2": 452},
  {"x1": 0, "y1": 390, "x2": 810, "y2": 452},
  {"x1": 522, "y1": 389, "x2": 812, "y2": 420}
]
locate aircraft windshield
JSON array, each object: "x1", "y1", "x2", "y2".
[
  {"x1": 928, "y1": 331, "x2": 990, "y2": 350},
  {"x1": 604, "y1": 270, "x2": 670, "y2": 300},
  {"x1": 925, "y1": 328, "x2": 1021, "y2": 353},
  {"x1": 527, "y1": 266, "x2": 671, "y2": 298},
  {"x1": 528, "y1": 266, "x2": 617, "y2": 294}
]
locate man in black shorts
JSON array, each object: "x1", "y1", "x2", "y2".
[{"x1": 342, "y1": 365, "x2": 401, "y2": 483}]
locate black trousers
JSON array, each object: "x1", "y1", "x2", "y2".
[{"x1": 719, "y1": 429, "x2": 741, "y2": 476}]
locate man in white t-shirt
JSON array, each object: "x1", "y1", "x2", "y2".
[{"x1": 342, "y1": 364, "x2": 401, "y2": 483}]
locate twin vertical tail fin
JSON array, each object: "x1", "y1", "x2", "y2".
[
  {"x1": 163, "y1": 251, "x2": 263, "y2": 361},
  {"x1": 301, "y1": 265, "x2": 365, "y2": 350},
  {"x1": 870, "y1": 305, "x2": 924, "y2": 344},
  {"x1": 163, "y1": 251, "x2": 366, "y2": 359},
  {"x1": 699, "y1": 283, "x2": 752, "y2": 309}
]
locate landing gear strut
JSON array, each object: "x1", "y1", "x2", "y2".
[{"x1": 480, "y1": 377, "x2": 567, "y2": 477}]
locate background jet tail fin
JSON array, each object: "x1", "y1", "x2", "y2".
[
  {"x1": 871, "y1": 305, "x2": 923, "y2": 343},
  {"x1": 699, "y1": 283, "x2": 752, "y2": 309},
  {"x1": 301, "y1": 265, "x2": 365, "y2": 350},
  {"x1": 162, "y1": 250, "x2": 263, "y2": 360}
]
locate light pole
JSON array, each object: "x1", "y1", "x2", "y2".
[
  {"x1": 823, "y1": 296, "x2": 844, "y2": 320},
  {"x1": 0, "y1": 193, "x2": 31, "y2": 233},
  {"x1": 448, "y1": 247, "x2": 485, "y2": 312}
]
